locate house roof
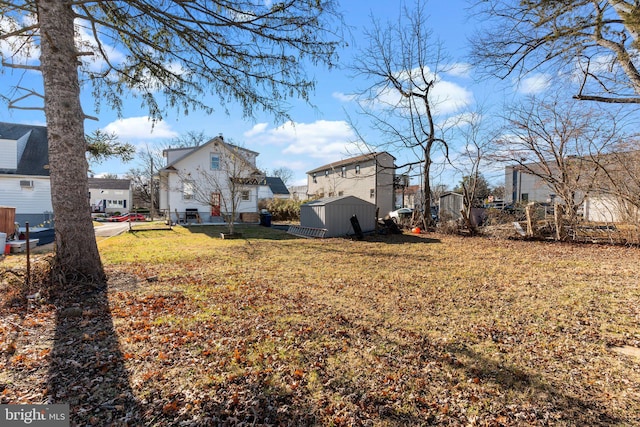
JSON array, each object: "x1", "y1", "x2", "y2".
[
  {"x1": 263, "y1": 177, "x2": 290, "y2": 195},
  {"x1": 88, "y1": 178, "x2": 131, "y2": 190},
  {"x1": 0, "y1": 122, "x2": 49, "y2": 176},
  {"x1": 160, "y1": 136, "x2": 260, "y2": 174},
  {"x1": 306, "y1": 152, "x2": 395, "y2": 175}
]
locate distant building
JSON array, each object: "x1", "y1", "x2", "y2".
[
  {"x1": 288, "y1": 185, "x2": 308, "y2": 201},
  {"x1": 306, "y1": 152, "x2": 396, "y2": 216},
  {"x1": 88, "y1": 178, "x2": 133, "y2": 214},
  {"x1": 257, "y1": 176, "x2": 290, "y2": 200}
]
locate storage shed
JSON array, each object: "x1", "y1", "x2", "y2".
[
  {"x1": 301, "y1": 196, "x2": 376, "y2": 238},
  {"x1": 439, "y1": 192, "x2": 464, "y2": 221}
]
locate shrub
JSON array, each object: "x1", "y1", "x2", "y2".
[{"x1": 262, "y1": 198, "x2": 302, "y2": 222}]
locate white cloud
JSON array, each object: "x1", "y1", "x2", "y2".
[
  {"x1": 445, "y1": 63, "x2": 472, "y2": 78},
  {"x1": 102, "y1": 116, "x2": 179, "y2": 140},
  {"x1": 243, "y1": 123, "x2": 269, "y2": 138},
  {"x1": 332, "y1": 92, "x2": 356, "y2": 102},
  {"x1": 517, "y1": 74, "x2": 552, "y2": 94},
  {"x1": 243, "y1": 120, "x2": 362, "y2": 163},
  {"x1": 0, "y1": 15, "x2": 39, "y2": 64},
  {"x1": 368, "y1": 67, "x2": 474, "y2": 117}
]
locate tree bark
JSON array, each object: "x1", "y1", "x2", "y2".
[{"x1": 38, "y1": 0, "x2": 105, "y2": 283}]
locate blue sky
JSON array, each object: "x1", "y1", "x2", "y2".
[{"x1": 0, "y1": 0, "x2": 549, "y2": 187}]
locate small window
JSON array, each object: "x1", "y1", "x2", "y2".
[
  {"x1": 313, "y1": 173, "x2": 317, "y2": 183},
  {"x1": 370, "y1": 189, "x2": 375, "y2": 199},
  {"x1": 328, "y1": 192, "x2": 334, "y2": 197},
  {"x1": 183, "y1": 181, "x2": 195, "y2": 199},
  {"x1": 241, "y1": 190, "x2": 250, "y2": 201},
  {"x1": 325, "y1": 170, "x2": 329, "y2": 177},
  {"x1": 355, "y1": 165, "x2": 361, "y2": 174},
  {"x1": 521, "y1": 193, "x2": 529, "y2": 202},
  {"x1": 210, "y1": 154, "x2": 220, "y2": 170},
  {"x1": 338, "y1": 191, "x2": 344, "y2": 197},
  {"x1": 341, "y1": 166, "x2": 346, "y2": 177}
]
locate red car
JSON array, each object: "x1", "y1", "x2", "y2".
[{"x1": 108, "y1": 213, "x2": 146, "y2": 222}]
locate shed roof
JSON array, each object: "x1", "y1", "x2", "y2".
[
  {"x1": 0, "y1": 122, "x2": 49, "y2": 176},
  {"x1": 303, "y1": 195, "x2": 373, "y2": 207}
]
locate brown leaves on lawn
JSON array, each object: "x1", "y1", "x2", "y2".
[{"x1": 2, "y1": 228, "x2": 640, "y2": 425}]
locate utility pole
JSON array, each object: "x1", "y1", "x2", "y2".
[{"x1": 150, "y1": 155, "x2": 155, "y2": 220}]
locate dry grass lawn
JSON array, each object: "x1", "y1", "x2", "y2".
[{"x1": 1, "y1": 225, "x2": 640, "y2": 426}]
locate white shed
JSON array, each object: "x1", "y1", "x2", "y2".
[{"x1": 301, "y1": 196, "x2": 376, "y2": 238}]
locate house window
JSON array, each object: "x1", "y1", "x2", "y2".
[
  {"x1": 106, "y1": 199, "x2": 124, "y2": 208},
  {"x1": 325, "y1": 170, "x2": 329, "y2": 177},
  {"x1": 183, "y1": 181, "x2": 195, "y2": 199},
  {"x1": 370, "y1": 188, "x2": 375, "y2": 199},
  {"x1": 338, "y1": 191, "x2": 344, "y2": 197},
  {"x1": 329, "y1": 192, "x2": 334, "y2": 197},
  {"x1": 210, "y1": 154, "x2": 220, "y2": 170},
  {"x1": 341, "y1": 166, "x2": 346, "y2": 177},
  {"x1": 241, "y1": 190, "x2": 250, "y2": 201},
  {"x1": 521, "y1": 193, "x2": 529, "y2": 202},
  {"x1": 313, "y1": 173, "x2": 317, "y2": 183},
  {"x1": 355, "y1": 165, "x2": 361, "y2": 174}
]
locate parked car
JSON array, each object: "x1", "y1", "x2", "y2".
[
  {"x1": 108, "y1": 213, "x2": 146, "y2": 222},
  {"x1": 388, "y1": 208, "x2": 414, "y2": 223}
]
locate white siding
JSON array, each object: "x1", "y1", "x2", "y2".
[
  {"x1": 160, "y1": 142, "x2": 260, "y2": 222},
  {"x1": 0, "y1": 176, "x2": 52, "y2": 214},
  {"x1": 89, "y1": 188, "x2": 132, "y2": 213}
]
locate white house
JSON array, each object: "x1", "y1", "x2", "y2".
[
  {"x1": 306, "y1": 152, "x2": 396, "y2": 216},
  {"x1": 158, "y1": 136, "x2": 265, "y2": 223},
  {"x1": 257, "y1": 177, "x2": 290, "y2": 201},
  {"x1": 0, "y1": 122, "x2": 54, "y2": 227},
  {"x1": 88, "y1": 178, "x2": 133, "y2": 214}
]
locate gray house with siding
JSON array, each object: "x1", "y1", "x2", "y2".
[{"x1": 306, "y1": 152, "x2": 396, "y2": 216}]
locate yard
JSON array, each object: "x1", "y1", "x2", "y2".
[{"x1": 1, "y1": 226, "x2": 639, "y2": 426}]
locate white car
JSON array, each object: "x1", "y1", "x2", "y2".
[{"x1": 388, "y1": 208, "x2": 413, "y2": 223}]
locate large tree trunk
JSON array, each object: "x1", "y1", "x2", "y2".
[{"x1": 38, "y1": 0, "x2": 105, "y2": 283}]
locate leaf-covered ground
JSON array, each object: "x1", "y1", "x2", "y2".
[{"x1": 1, "y1": 226, "x2": 640, "y2": 426}]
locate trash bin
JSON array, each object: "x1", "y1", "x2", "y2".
[{"x1": 259, "y1": 211, "x2": 272, "y2": 227}]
